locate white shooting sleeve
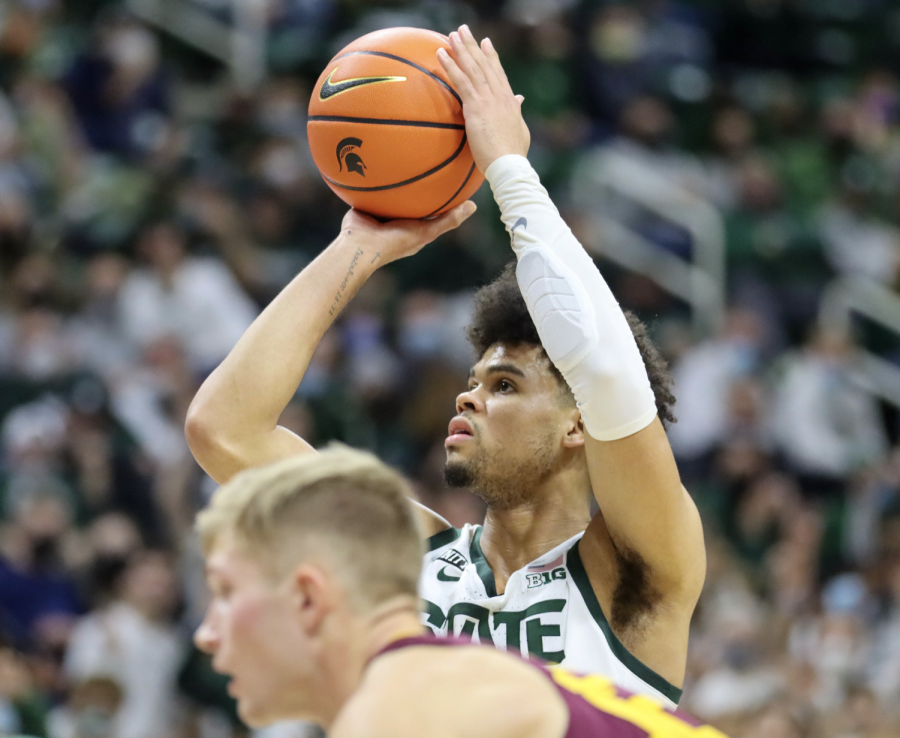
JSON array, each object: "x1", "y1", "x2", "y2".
[{"x1": 485, "y1": 154, "x2": 657, "y2": 441}]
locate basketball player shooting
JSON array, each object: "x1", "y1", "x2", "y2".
[
  {"x1": 186, "y1": 25, "x2": 705, "y2": 707},
  {"x1": 194, "y1": 447, "x2": 726, "y2": 737}
]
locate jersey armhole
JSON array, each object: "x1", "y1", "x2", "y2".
[{"x1": 566, "y1": 540, "x2": 684, "y2": 705}]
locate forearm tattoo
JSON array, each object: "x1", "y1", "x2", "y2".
[{"x1": 328, "y1": 247, "x2": 365, "y2": 317}]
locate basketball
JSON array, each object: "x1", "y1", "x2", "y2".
[{"x1": 307, "y1": 27, "x2": 484, "y2": 220}]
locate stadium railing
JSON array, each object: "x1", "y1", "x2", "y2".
[
  {"x1": 820, "y1": 276, "x2": 900, "y2": 409},
  {"x1": 126, "y1": 0, "x2": 267, "y2": 89},
  {"x1": 569, "y1": 147, "x2": 726, "y2": 338}
]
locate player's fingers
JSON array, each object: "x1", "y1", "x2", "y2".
[
  {"x1": 437, "y1": 47, "x2": 476, "y2": 101},
  {"x1": 448, "y1": 30, "x2": 488, "y2": 91},
  {"x1": 459, "y1": 25, "x2": 503, "y2": 93},
  {"x1": 516, "y1": 94, "x2": 525, "y2": 105},
  {"x1": 479, "y1": 36, "x2": 515, "y2": 96},
  {"x1": 425, "y1": 200, "x2": 477, "y2": 237}
]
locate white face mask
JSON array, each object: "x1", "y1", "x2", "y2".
[
  {"x1": 74, "y1": 706, "x2": 117, "y2": 738},
  {"x1": 105, "y1": 27, "x2": 159, "y2": 74},
  {"x1": 259, "y1": 98, "x2": 306, "y2": 137},
  {"x1": 400, "y1": 310, "x2": 446, "y2": 359},
  {"x1": 260, "y1": 146, "x2": 308, "y2": 188}
]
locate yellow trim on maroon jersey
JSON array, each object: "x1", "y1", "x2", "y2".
[{"x1": 549, "y1": 669, "x2": 728, "y2": 737}]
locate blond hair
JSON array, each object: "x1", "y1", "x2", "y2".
[{"x1": 196, "y1": 445, "x2": 424, "y2": 609}]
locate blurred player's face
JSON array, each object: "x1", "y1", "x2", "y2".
[
  {"x1": 195, "y1": 537, "x2": 311, "y2": 727},
  {"x1": 445, "y1": 343, "x2": 582, "y2": 507}
]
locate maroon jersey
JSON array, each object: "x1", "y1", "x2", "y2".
[{"x1": 377, "y1": 635, "x2": 727, "y2": 737}]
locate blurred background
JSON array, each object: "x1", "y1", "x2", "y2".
[{"x1": 2, "y1": 0, "x2": 900, "y2": 736}]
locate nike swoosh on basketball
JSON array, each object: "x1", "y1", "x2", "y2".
[
  {"x1": 437, "y1": 566, "x2": 462, "y2": 582},
  {"x1": 511, "y1": 217, "x2": 528, "y2": 233},
  {"x1": 319, "y1": 68, "x2": 407, "y2": 100}
]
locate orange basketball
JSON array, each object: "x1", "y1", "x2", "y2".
[{"x1": 307, "y1": 27, "x2": 484, "y2": 220}]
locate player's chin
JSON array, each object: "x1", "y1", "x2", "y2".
[
  {"x1": 231, "y1": 688, "x2": 271, "y2": 728},
  {"x1": 236, "y1": 699, "x2": 277, "y2": 729},
  {"x1": 443, "y1": 458, "x2": 477, "y2": 489}
]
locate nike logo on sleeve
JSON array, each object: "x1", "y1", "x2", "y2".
[{"x1": 512, "y1": 217, "x2": 528, "y2": 233}]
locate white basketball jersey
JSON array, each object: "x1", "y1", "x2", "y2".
[{"x1": 419, "y1": 524, "x2": 681, "y2": 708}]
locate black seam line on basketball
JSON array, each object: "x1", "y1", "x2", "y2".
[
  {"x1": 332, "y1": 50, "x2": 461, "y2": 107},
  {"x1": 423, "y1": 161, "x2": 477, "y2": 218},
  {"x1": 323, "y1": 134, "x2": 467, "y2": 192},
  {"x1": 308, "y1": 115, "x2": 464, "y2": 130}
]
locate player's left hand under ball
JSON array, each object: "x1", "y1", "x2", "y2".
[
  {"x1": 437, "y1": 25, "x2": 530, "y2": 174},
  {"x1": 340, "y1": 200, "x2": 476, "y2": 266}
]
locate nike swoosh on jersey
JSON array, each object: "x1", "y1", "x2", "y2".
[
  {"x1": 319, "y1": 68, "x2": 407, "y2": 100},
  {"x1": 437, "y1": 566, "x2": 462, "y2": 582},
  {"x1": 511, "y1": 217, "x2": 527, "y2": 233}
]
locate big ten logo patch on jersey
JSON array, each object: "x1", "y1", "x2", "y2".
[
  {"x1": 526, "y1": 567, "x2": 567, "y2": 589},
  {"x1": 549, "y1": 670, "x2": 728, "y2": 737},
  {"x1": 423, "y1": 598, "x2": 567, "y2": 664},
  {"x1": 436, "y1": 549, "x2": 468, "y2": 582}
]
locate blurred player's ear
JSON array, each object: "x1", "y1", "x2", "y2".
[
  {"x1": 562, "y1": 411, "x2": 585, "y2": 449},
  {"x1": 290, "y1": 563, "x2": 335, "y2": 635}
]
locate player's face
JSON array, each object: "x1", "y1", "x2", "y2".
[
  {"x1": 195, "y1": 538, "x2": 310, "y2": 727},
  {"x1": 445, "y1": 343, "x2": 581, "y2": 506}
]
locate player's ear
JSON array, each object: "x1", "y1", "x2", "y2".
[
  {"x1": 290, "y1": 563, "x2": 334, "y2": 635},
  {"x1": 562, "y1": 409, "x2": 585, "y2": 449}
]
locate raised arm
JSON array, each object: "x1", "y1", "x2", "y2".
[
  {"x1": 185, "y1": 206, "x2": 474, "y2": 531},
  {"x1": 439, "y1": 25, "x2": 705, "y2": 674}
]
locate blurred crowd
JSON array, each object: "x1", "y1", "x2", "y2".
[{"x1": 2, "y1": 1, "x2": 900, "y2": 737}]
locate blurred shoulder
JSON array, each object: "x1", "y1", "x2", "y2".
[{"x1": 330, "y1": 644, "x2": 568, "y2": 738}]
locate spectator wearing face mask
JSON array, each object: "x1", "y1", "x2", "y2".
[
  {"x1": 64, "y1": 549, "x2": 185, "y2": 738},
  {"x1": 770, "y1": 327, "x2": 889, "y2": 498},
  {"x1": 117, "y1": 220, "x2": 258, "y2": 375},
  {"x1": 63, "y1": 15, "x2": 169, "y2": 158},
  {"x1": 47, "y1": 676, "x2": 123, "y2": 738}
]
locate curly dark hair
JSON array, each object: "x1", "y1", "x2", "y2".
[{"x1": 466, "y1": 262, "x2": 677, "y2": 425}]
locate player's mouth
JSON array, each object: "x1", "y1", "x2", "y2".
[{"x1": 445, "y1": 416, "x2": 475, "y2": 446}]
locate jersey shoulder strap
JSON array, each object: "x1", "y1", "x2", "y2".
[{"x1": 426, "y1": 526, "x2": 465, "y2": 552}]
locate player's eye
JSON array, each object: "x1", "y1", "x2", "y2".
[
  {"x1": 498, "y1": 379, "x2": 514, "y2": 393},
  {"x1": 213, "y1": 583, "x2": 232, "y2": 600}
]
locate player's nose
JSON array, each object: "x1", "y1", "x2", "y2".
[
  {"x1": 455, "y1": 386, "x2": 485, "y2": 415},
  {"x1": 194, "y1": 617, "x2": 219, "y2": 655}
]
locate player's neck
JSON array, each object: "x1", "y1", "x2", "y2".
[
  {"x1": 315, "y1": 597, "x2": 423, "y2": 728},
  {"x1": 480, "y1": 484, "x2": 591, "y2": 594},
  {"x1": 364, "y1": 596, "x2": 426, "y2": 658}
]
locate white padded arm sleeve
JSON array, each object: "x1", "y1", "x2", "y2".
[{"x1": 485, "y1": 154, "x2": 657, "y2": 441}]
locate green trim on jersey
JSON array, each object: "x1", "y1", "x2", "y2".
[
  {"x1": 427, "y1": 527, "x2": 461, "y2": 552},
  {"x1": 567, "y1": 539, "x2": 683, "y2": 705},
  {"x1": 470, "y1": 527, "x2": 498, "y2": 597}
]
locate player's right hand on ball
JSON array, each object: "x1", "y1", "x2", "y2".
[
  {"x1": 437, "y1": 24, "x2": 530, "y2": 174},
  {"x1": 340, "y1": 200, "x2": 476, "y2": 265}
]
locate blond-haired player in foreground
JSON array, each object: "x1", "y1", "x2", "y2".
[{"x1": 195, "y1": 447, "x2": 725, "y2": 738}]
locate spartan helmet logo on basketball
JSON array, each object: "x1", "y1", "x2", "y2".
[{"x1": 336, "y1": 137, "x2": 367, "y2": 176}]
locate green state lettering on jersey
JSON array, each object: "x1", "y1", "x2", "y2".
[{"x1": 424, "y1": 598, "x2": 567, "y2": 663}]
